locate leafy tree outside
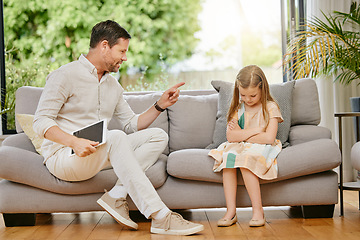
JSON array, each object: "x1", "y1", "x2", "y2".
[{"x1": 3, "y1": 0, "x2": 202, "y2": 130}]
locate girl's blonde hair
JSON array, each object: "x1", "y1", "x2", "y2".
[{"x1": 227, "y1": 65, "x2": 277, "y2": 127}]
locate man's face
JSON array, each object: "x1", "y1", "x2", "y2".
[{"x1": 104, "y1": 38, "x2": 130, "y2": 73}]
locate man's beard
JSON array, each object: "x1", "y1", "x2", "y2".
[{"x1": 108, "y1": 62, "x2": 121, "y2": 73}]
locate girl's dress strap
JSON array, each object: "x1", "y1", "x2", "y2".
[{"x1": 237, "y1": 102, "x2": 245, "y2": 129}]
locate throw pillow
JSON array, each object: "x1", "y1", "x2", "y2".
[
  {"x1": 167, "y1": 94, "x2": 218, "y2": 152},
  {"x1": 206, "y1": 81, "x2": 234, "y2": 149},
  {"x1": 206, "y1": 80, "x2": 295, "y2": 149},
  {"x1": 122, "y1": 92, "x2": 168, "y2": 134},
  {"x1": 16, "y1": 113, "x2": 43, "y2": 155}
]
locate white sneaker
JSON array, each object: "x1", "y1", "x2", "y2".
[{"x1": 151, "y1": 211, "x2": 204, "y2": 235}]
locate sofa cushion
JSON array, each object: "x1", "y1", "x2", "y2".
[
  {"x1": 291, "y1": 78, "x2": 321, "y2": 126},
  {"x1": 206, "y1": 80, "x2": 295, "y2": 149},
  {"x1": 110, "y1": 92, "x2": 167, "y2": 132},
  {"x1": 167, "y1": 94, "x2": 218, "y2": 152},
  {"x1": 351, "y1": 141, "x2": 360, "y2": 171},
  {"x1": 15, "y1": 86, "x2": 44, "y2": 133},
  {"x1": 15, "y1": 114, "x2": 43, "y2": 155},
  {"x1": 0, "y1": 143, "x2": 168, "y2": 195},
  {"x1": 167, "y1": 139, "x2": 340, "y2": 185},
  {"x1": 289, "y1": 125, "x2": 331, "y2": 146},
  {"x1": 2, "y1": 133, "x2": 37, "y2": 153}
]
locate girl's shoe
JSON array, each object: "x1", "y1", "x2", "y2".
[
  {"x1": 249, "y1": 217, "x2": 266, "y2": 227},
  {"x1": 217, "y1": 215, "x2": 237, "y2": 227}
]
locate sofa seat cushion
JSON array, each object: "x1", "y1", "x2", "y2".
[
  {"x1": 2, "y1": 133, "x2": 37, "y2": 153},
  {"x1": 0, "y1": 139, "x2": 168, "y2": 195},
  {"x1": 167, "y1": 139, "x2": 340, "y2": 185}
]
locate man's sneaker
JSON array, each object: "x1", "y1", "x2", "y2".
[
  {"x1": 96, "y1": 192, "x2": 138, "y2": 229},
  {"x1": 150, "y1": 211, "x2": 204, "y2": 235}
]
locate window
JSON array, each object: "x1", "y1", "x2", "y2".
[
  {"x1": 169, "y1": 0, "x2": 283, "y2": 88},
  {"x1": 0, "y1": 0, "x2": 285, "y2": 133},
  {"x1": 123, "y1": 0, "x2": 284, "y2": 90},
  {"x1": 281, "y1": 0, "x2": 306, "y2": 81}
]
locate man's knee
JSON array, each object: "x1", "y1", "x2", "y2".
[
  {"x1": 151, "y1": 128, "x2": 168, "y2": 153},
  {"x1": 107, "y1": 129, "x2": 128, "y2": 143},
  {"x1": 153, "y1": 128, "x2": 168, "y2": 143}
]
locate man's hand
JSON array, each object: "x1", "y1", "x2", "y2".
[
  {"x1": 137, "y1": 82, "x2": 185, "y2": 130},
  {"x1": 156, "y1": 82, "x2": 185, "y2": 109},
  {"x1": 71, "y1": 138, "x2": 99, "y2": 157},
  {"x1": 44, "y1": 125, "x2": 100, "y2": 157}
]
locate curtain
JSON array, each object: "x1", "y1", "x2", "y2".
[{"x1": 307, "y1": 0, "x2": 360, "y2": 182}]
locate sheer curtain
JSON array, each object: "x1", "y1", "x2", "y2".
[{"x1": 307, "y1": 0, "x2": 360, "y2": 181}]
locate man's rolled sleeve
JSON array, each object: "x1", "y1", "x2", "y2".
[
  {"x1": 33, "y1": 71, "x2": 69, "y2": 138},
  {"x1": 33, "y1": 117, "x2": 58, "y2": 138},
  {"x1": 113, "y1": 92, "x2": 139, "y2": 134},
  {"x1": 127, "y1": 114, "x2": 139, "y2": 133}
]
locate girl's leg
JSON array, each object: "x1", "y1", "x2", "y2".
[
  {"x1": 240, "y1": 168, "x2": 264, "y2": 220},
  {"x1": 222, "y1": 168, "x2": 238, "y2": 220}
]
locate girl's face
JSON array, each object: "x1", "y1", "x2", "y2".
[{"x1": 239, "y1": 86, "x2": 262, "y2": 107}]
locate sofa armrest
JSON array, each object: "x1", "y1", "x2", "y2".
[
  {"x1": 289, "y1": 125, "x2": 332, "y2": 146},
  {"x1": 2, "y1": 133, "x2": 37, "y2": 153}
]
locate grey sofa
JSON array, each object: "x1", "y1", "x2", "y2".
[{"x1": 0, "y1": 78, "x2": 341, "y2": 227}]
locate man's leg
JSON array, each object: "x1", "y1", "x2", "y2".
[
  {"x1": 128, "y1": 128, "x2": 168, "y2": 171},
  {"x1": 100, "y1": 130, "x2": 167, "y2": 218},
  {"x1": 46, "y1": 129, "x2": 203, "y2": 235},
  {"x1": 108, "y1": 128, "x2": 171, "y2": 219},
  {"x1": 107, "y1": 128, "x2": 171, "y2": 220},
  {"x1": 45, "y1": 130, "x2": 167, "y2": 221},
  {"x1": 103, "y1": 129, "x2": 203, "y2": 235}
]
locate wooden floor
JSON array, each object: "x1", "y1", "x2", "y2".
[{"x1": 0, "y1": 191, "x2": 360, "y2": 240}]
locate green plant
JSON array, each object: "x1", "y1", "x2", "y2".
[
  {"x1": 3, "y1": 0, "x2": 203, "y2": 130},
  {"x1": 4, "y1": 0, "x2": 202, "y2": 81},
  {"x1": 2, "y1": 50, "x2": 50, "y2": 129},
  {"x1": 284, "y1": 1, "x2": 360, "y2": 84}
]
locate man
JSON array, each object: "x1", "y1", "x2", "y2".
[{"x1": 33, "y1": 20, "x2": 204, "y2": 236}]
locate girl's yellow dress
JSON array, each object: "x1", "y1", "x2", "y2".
[{"x1": 208, "y1": 101, "x2": 283, "y2": 180}]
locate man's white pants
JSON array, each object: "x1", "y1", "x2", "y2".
[{"x1": 45, "y1": 128, "x2": 168, "y2": 218}]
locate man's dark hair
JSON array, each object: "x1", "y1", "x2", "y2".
[{"x1": 90, "y1": 20, "x2": 131, "y2": 48}]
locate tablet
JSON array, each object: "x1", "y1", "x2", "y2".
[{"x1": 70, "y1": 119, "x2": 107, "y2": 155}]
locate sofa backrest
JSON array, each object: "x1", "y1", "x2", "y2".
[
  {"x1": 167, "y1": 92, "x2": 218, "y2": 152},
  {"x1": 14, "y1": 86, "x2": 217, "y2": 133},
  {"x1": 15, "y1": 86, "x2": 43, "y2": 132},
  {"x1": 290, "y1": 78, "x2": 321, "y2": 126},
  {"x1": 14, "y1": 78, "x2": 320, "y2": 152}
]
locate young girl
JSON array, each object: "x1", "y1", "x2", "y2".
[{"x1": 209, "y1": 65, "x2": 283, "y2": 227}]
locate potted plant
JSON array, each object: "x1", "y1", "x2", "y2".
[
  {"x1": 284, "y1": 1, "x2": 360, "y2": 84},
  {"x1": 283, "y1": 1, "x2": 360, "y2": 180}
]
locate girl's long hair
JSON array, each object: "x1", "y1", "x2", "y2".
[{"x1": 227, "y1": 65, "x2": 277, "y2": 127}]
